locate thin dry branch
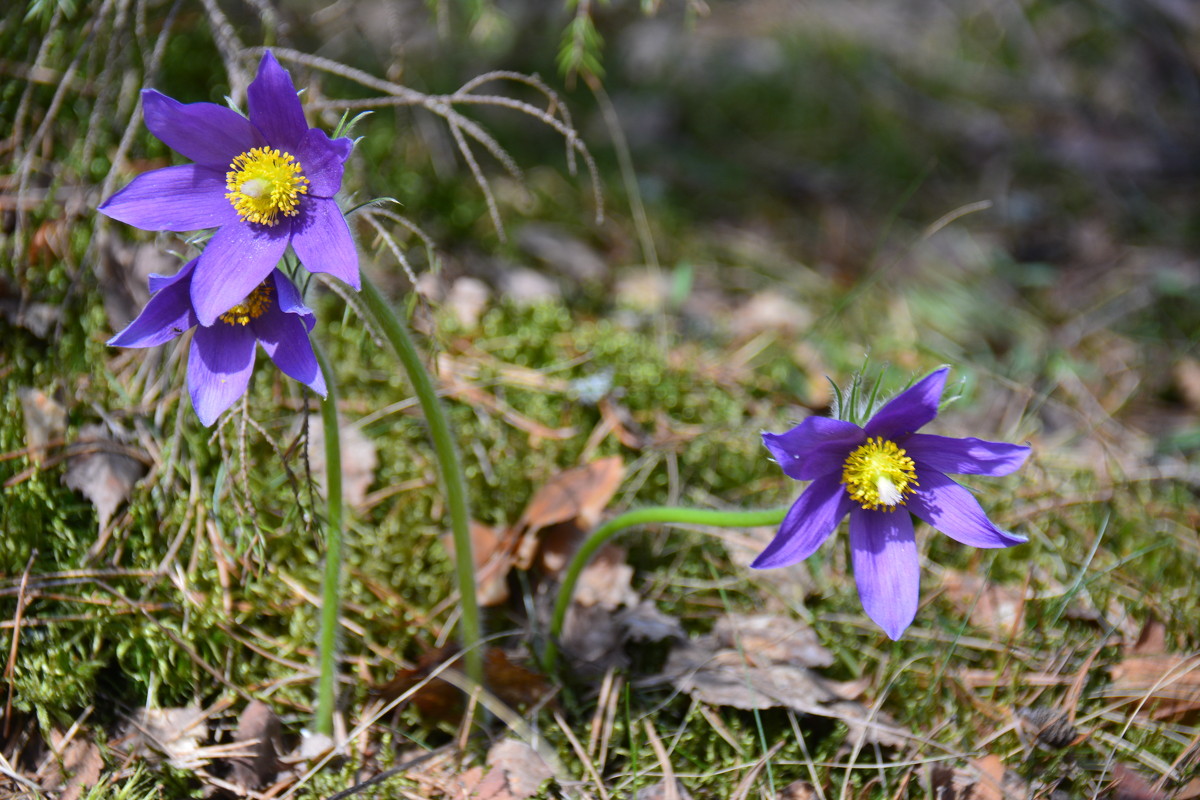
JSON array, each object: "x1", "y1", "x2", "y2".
[{"x1": 262, "y1": 47, "x2": 603, "y2": 235}]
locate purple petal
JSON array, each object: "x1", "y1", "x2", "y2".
[
  {"x1": 849, "y1": 507, "x2": 919, "y2": 640},
  {"x1": 290, "y1": 197, "x2": 360, "y2": 288},
  {"x1": 269, "y1": 269, "x2": 315, "y2": 329},
  {"x1": 253, "y1": 288, "x2": 326, "y2": 396},
  {"x1": 905, "y1": 433, "x2": 1030, "y2": 477},
  {"x1": 108, "y1": 261, "x2": 198, "y2": 347},
  {"x1": 294, "y1": 127, "x2": 351, "y2": 197},
  {"x1": 247, "y1": 51, "x2": 308, "y2": 151},
  {"x1": 864, "y1": 367, "x2": 949, "y2": 440},
  {"x1": 907, "y1": 469, "x2": 1026, "y2": 548},
  {"x1": 191, "y1": 222, "x2": 289, "y2": 326},
  {"x1": 98, "y1": 165, "x2": 234, "y2": 232},
  {"x1": 147, "y1": 258, "x2": 198, "y2": 294},
  {"x1": 142, "y1": 89, "x2": 263, "y2": 168},
  {"x1": 763, "y1": 417, "x2": 865, "y2": 481},
  {"x1": 187, "y1": 323, "x2": 256, "y2": 426},
  {"x1": 751, "y1": 474, "x2": 852, "y2": 569}
]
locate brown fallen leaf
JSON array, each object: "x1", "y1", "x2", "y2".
[
  {"x1": 517, "y1": 455, "x2": 624, "y2": 572},
  {"x1": 713, "y1": 613, "x2": 834, "y2": 669},
  {"x1": 572, "y1": 544, "x2": 637, "y2": 609},
  {"x1": 940, "y1": 569, "x2": 1025, "y2": 635},
  {"x1": 62, "y1": 424, "x2": 147, "y2": 533},
  {"x1": 373, "y1": 647, "x2": 553, "y2": 724},
  {"x1": 448, "y1": 457, "x2": 625, "y2": 607},
  {"x1": 635, "y1": 780, "x2": 694, "y2": 800},
  {"x1": 930, "y1": 755, "x2": 1019, "y2": 800},
  {"x1": 17, "y1": 387, "x2": 66, "y2": 465},
  {"x1": 227, "y1": 700, "x2": 282, "y2": 789},
  {"x1": 117, "y1": 706, "x2": 209, "y2": 768},
  {"x1": 1108, "y1": 654, "x2": 1200, "y2": 721},
  {"x1": 1108, "y1": 762, "x2": 1171, "y2": 800},
  {"x1": 778, "y1": 780, "x2": 820, "y2": 800},
  {"x1": 664, "y1": 617, "x2": 906, "y2": 748},
  {"x1": 39, "y1": 733, "x2": 103, "y2": 800}
]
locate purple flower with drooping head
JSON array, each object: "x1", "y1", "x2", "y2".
[
  {"x1": 99, "y1": 51, "x2": 358, "y2": 326},
  {"x1": 109, "y1": 258, "x2": 326, "y2": 427},
  {"x1": 754, "y1": 368, "x2": 1030, "y2": 639}
]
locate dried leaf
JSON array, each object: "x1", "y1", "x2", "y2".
[
  {"x1": 517, "y1": 456, "x2": 625, "y2": 571},
  {"x1": 573, "y1": 544, "x2": 637, "y2": 609},
  {"x1": 228, "y1": 700, "x2": 281, "y2": 788},
  {"x1": 778, "y1": 780, "x2": 820, "y2": 800},
  {"x1": 374, "y1": 647, "x2": 552, "y2": 724},
  {"x1": 62, "y1": 424, "x2": 147, "y2": 532},
  {"x1": 1108, "y1": 763, "x2": 1170, "y2": 800},
  {"x1": 663, "y1": 619, "x2": 906, "y2": 747},
  {"x1": 40, "y1": 733, "x2": 103, "y2": 800},
  {"x1": 1109, "y1": 654, "x2": 1200, "y2": 721},
  {"x1": 561, "y1": 602, "x2": 627, "y2": 672},
  {"x1": 941, "y1": 569, "x2": 1025, "y2": 635},
  {"x1": 619, "y1": 600, "x2": 685, "y2": 643},
  {"x1": 17, "y1": 387, "x2": 66, "y2": 465},
  {"x1": 483, "y1": 739, "x2": 555, "y2": 799},
  {"x1": 306, "y1": 414, "x2": 378, "y2": 508},
  {"x1": 713, "y1": 613, "x2": 834, "y2": 669},
  {"x1": 931, "y1": 756, "x2": 1015, "y2": 800},
  {"x1": 1016, "y1": 706, "x2": 1078, "y2": 749},
  {"x1": 1130, "y1": 615, "x2": 1168, "y2": 655},
  {"x1": 119, "y1": 706, "x2": 208, "y2": 768}
]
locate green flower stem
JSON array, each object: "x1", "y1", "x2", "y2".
[
  {"x1": 313, "y1": 342, "x2": 343, "y2": 736},
  {"x1": 358, "y1": 275, "x2": 483, "y2": 690},
  {"x1": 544, "y1": 506, "x2": 788, "y2": 675}
]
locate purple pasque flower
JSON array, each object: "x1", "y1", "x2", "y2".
[
  {"x1": 754, "y1": 368, "x2": 1030, "y2": 640},
  {"x1": 99, "y1": 51, "x2": 358, "y2": 327},
  {"x1": 109, "y1": 258, "x2": 326, "y2": 427}
]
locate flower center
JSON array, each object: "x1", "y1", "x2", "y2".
[
  {"x1": 225, "y1": 147, "x2": 310, "y2": 226},
  {"x1": 218, "y1": 281, "x2": 273, "y2": 326},
  {"x1": 841, "y1": 437, "x2": 918, "y2": 511}
]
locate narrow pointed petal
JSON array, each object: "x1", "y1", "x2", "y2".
[
  {"x1": 99, "y1": 165, "x2": 234, "y2": 231},
  {"x1": 907, "y1": 469, "x2": 1027, "y2": 547},
  {"x1": 905, "y1": 433, "x2": 1030, "y2": 477},
  {"x1": 147, "y1": 258, "x2": 197, "y2": 294},
  {"x1": 751, "y1": 474, "x2": 852, "y2": 569},
  {"x1": 763, "y1": 417, "x2": 865, "y2": 481},
  {"x1": 191, "y1": 223, "x2": 289, "y2": 326},
  {"x1": 108, "y1": 265, "x2": 197, "y2": 348},
  {"x1": 247, "y1": 51, "x2": 307, "y2": 151},
  {"x1": 294, "y1": 127, "x2": 352, "y2": 197},
  {"x1": 290, "y1": 197, "x2": 359, "y2": 288},
  {"x1": 187, "y1": 324, "x2": 256, "y2": 426},
  {"x1": 141, "y1": 89, "x2": 263, "y2": 168},
  {"x1": 269, "y1": 269, "x2": 315, "y2": 330},
  {"x1": 864, "y1": 367, "x2": 949, "y2": 439},
  {"x1": 849, "y1": 508, "x2": 919, "y2": 640},
  {"x1": 254, "y1": 297, "x2": 326, "y2": 396}
]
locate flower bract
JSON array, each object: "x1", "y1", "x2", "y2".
[
  {"x1": 99, "y1": 51, "x2": 359, "y2": 326},
  {"x1": 109, "y1": 259, "x2": 326, "y2": 427},
  {"x1": 754, "y1": 368, "x2": 1030, "y2": 639}
]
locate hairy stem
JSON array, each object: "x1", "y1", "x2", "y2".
[
  {"x1": 544, "y1": 506, "x2": 788, "y2": 674},
  {"x1": 358, "y1": 275, "x2": 484, "y2": 690},
  {"x1": 313, "y1": 343, "x2": 343, "y2": 736}
]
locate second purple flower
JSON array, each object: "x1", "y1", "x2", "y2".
[
  {"x1": 754, "y1": 368, "x2": 1031, "y2": 640},
  {"x1": 99, "y1": 51, "x2": 359, "y2": 326}
]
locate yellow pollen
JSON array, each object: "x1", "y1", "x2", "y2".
[
  {"x1": 225, "y1": 147, "x2": 309, "y2": 226},
  {"x1": 841, "y1": 437, "x2": 918, "y2": 511},
  {"x1": 218, "y1": 281, "x2": 273, "y2": 326}
]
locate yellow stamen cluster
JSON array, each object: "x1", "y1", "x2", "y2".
[
  {"x1": 841, "y1": 437, "x2": 918, "y2": 511},
  {"x1": 218, "y1": 281, "x2": 273, "y2": 326},
  {"x1": 225, "y1": 147, "x2": 309, "y2": 226}
]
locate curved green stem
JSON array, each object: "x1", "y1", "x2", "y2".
[
  {"x1": 358, "y1": 275, "x2": 483, "y2": 689},
  {"x1": 313, "y1": 343, "x2": 343, "y2": 736},
  {"x1": 544, "y1": 506, "x2": 788, "y2": 675}
]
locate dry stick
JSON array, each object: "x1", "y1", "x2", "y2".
[{"x1": 3, "y1": 551, "x2": 38, "y2": 737}]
